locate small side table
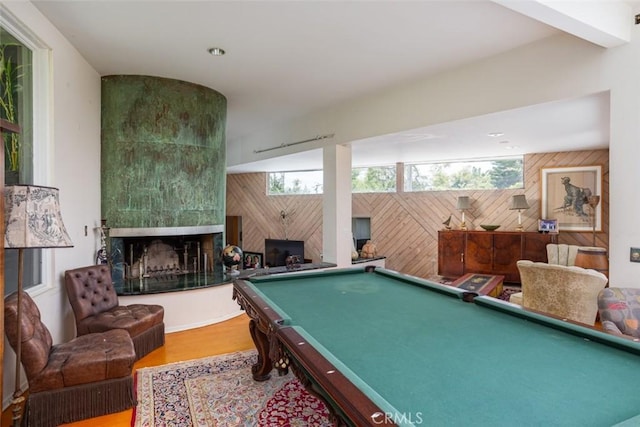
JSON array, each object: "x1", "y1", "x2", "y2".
[{"x1": 451, "y1": 273, "x2": 505, "y2": 298}]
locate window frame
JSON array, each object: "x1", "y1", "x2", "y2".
[{"x1": 2, "y1": 6, "x2": 55, "y2": 295}]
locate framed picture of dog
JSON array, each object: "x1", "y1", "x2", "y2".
[{"x1": 540, "y1": 165, "x2": 602, "y2": 232}]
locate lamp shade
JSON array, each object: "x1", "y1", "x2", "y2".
[
  {"x1": 456, "y1": 196, "x2": 471, "y2": 210},
  {"x1": 509, "y1": 194, "x2": 530, "y2": 211},
  {"x1": 4, "y1": 185, "x2": 73, "y2": 249}
]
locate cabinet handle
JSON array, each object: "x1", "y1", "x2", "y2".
[{"x1": 461, "y1": 253, "x2": 464, "y2": 263}]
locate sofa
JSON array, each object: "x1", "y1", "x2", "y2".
[{"x1": 597, "y1": 287, "x2": 640, "y2": 338}]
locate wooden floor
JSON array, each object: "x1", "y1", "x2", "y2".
[{"x1": 1, "y1": 314, "x2": 254, "y2": 427}]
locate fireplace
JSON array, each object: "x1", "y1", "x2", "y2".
[
  {"x1": 108, "y1": 225, "x2": 225, "y2": 295},
  {"x1": 101, "y1": 76, "x2": 228, "y2": 295}
]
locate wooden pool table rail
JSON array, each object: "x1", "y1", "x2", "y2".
[{"x1": 233, "y1": 278, "x2": 396, "y2": 426}]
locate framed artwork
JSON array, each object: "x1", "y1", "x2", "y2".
[
  {"x1": 540, "y1": 165, "x2": 602, "y2": 232},
  {"x1": 243, "y1": 251, "x2": 263, "y2": 269},
  {"x1": 537, "y1": 219, "x2": 558, "y2": 233}
]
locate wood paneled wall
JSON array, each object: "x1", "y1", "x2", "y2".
[{"x1": 226, "y1": 149, "x2": 609, "y2": 279}]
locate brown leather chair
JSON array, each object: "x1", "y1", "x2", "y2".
[
  {"x1": 4, "y1": 291, "x2": 136, "y2": 427},
  {"x1": 64, "y1": 264, "x2": 165, "y2": 360}
]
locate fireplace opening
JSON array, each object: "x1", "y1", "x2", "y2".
[{"x1": 108, "y1": 225, "x2": 225, "y2": 295}]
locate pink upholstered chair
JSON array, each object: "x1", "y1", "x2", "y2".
[{"x1": 64, "y1": 264, "x2": 165, "y2": 360}]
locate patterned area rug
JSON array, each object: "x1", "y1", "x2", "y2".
[
  {"x1": 133, "y1": 350, "x2": 333, "y2": 427},
  {"x1": 499, "y1": 286, "x2": 522, "y2": 302}
]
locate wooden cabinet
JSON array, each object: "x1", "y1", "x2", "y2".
[
  {"x1": 438, "y1": 230, "x2": 557, "y2": 283},
  {"x1": 438, "y1": 231, "x2": 465, "y2": 278}
]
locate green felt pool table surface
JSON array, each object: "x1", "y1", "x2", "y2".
[{"x1": 236, "y1": 267, "x2": 640, "y2": 426}]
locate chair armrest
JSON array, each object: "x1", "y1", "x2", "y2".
[{"x1": 601, "y1": 320, "x2": 624, "y2": 335}]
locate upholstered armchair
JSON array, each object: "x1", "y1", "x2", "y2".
[
  {"x1": 64, "y1": 264, "x2": 165, "y2": 360},
  {"x1": 597, "y1": 287, "x2": 640, "y2": 338},
  {"x1": 510, "y1": 260, "x2": 608, "y2": 325},
  {"x1": 4, "y1": 291, "x2": 136, "y2": 427},
  {"x1": 546, "y1": 243, "x2": 580, "y2": 266}
]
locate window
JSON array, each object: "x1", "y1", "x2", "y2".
[
  {"x1": 268, "y1": 165, "x2": 398, "y2": 195},
  {"x1": 1, "y1": 28, "x2": 33, "y2": 182},
  {"x1": 2, "y1": 13, "x2": 49, "y2": 294},
  {"x1": 404, "y1": 157, "x2": 524, "y2": 192},
  {"x1": 268, "y1": 170, "x2": 323, "y2": 195},
  {"x1": 352, "y1": 166, "x2": 396, "y2": 193}
]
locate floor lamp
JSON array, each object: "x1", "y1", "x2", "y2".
[{"x1": 4, "y1": 185, "x2": 73, "y2": 427}]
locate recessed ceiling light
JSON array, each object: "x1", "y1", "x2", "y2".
[
  {"x1": 208, "y1": 47, "x2": 226, "y2": 56},
  {"x1": 488, "y1": 132, "x2": 504, "y2": 137}
]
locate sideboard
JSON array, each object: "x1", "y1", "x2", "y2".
[{"x1": 437, "y1": 230, "x2": 558, "y2": 283}]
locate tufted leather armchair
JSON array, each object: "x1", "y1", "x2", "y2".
[
  {"x1": 4, "y1": 291, "x2": 136, "y2": 426},
  {"x1": 511, "y1": 260, "x2": 608, "y2": 325},
  {"x1": 64, "y1": 264, "x2": 165, "y2": 360}
]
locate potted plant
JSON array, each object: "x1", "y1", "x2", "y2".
[{"x1": 0, "y1": 42, "x2": 24, "y2": 179}]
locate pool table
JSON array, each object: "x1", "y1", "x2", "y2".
[{"x1": 232, "y1": 266, "x2": 640, "y2": 427}]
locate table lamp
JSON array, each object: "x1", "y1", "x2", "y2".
[
  {"x1": 509, "y1": 194, "x2": 530, "y2": 231},
  {"x1": 4, "y1": 185, "x2": 73, "y2": 427},
  {"x1": 456, "y1": 196, "x2": 471, "y2": 230}
]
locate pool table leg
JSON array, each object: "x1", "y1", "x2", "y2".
[{"x1": 249, "y1": 318, "x2": 273, "y2": 381}]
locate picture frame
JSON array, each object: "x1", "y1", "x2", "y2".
[
  {"x1": 537, "y1": 218, "x2": 558, "y2": 234},
  {"x1": 540, "y1": 165, "x2": 602, "y2": 232},
  {"x1": 242, "y1": 251, "x2": 263, "y2": 269}
]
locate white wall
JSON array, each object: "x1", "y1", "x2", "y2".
[
  {"x1": 227, "y1": 30, "x2": 640, "y2": 289},
  {"x1": 2, "y1": 1, "x2": 102, "y2": 408}
]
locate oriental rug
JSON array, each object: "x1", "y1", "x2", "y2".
[{"x1": 133, "y1": 350, "x2": 333, "y2": 427}]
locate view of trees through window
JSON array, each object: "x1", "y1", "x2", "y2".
[
  {"x1": 404, "y1": 158, "x2": 524, "y2": 191},
  {"x1": 267, "y1": 157, "x2": 523, "y2": 195},
  {"x1": 268, "y1": 170, "x2": 323, "y2": 195},
  {"x1": 352, "y1": 166, "x2": 396, "y2": 193}
]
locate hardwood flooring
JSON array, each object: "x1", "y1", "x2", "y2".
[{"x1": 1, "y1": 314, "x2": 254, "y2": 427}]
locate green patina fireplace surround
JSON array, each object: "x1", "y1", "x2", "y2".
[{"x1": 101, "y1": 75, "x2": 227, "y2": 229}]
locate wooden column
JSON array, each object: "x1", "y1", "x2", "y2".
[{"x1": 0, "y1": 119, "x2": 21, "y2": 412}]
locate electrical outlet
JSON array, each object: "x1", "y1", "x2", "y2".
[{"x1": 630, "y1": 247, "x2": 640, "y2": 262}]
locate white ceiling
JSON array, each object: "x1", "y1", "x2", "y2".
[{"x1": 31, "y1": 1, "x2": 633, "y2": 172}]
